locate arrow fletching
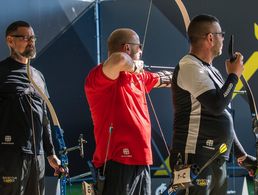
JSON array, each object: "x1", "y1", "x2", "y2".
[{"x1": 219, "y1": 143, "x2": 227, "y2": 154}]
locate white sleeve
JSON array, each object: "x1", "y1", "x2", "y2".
[{"x1": 177, "y1": 59, "x2": 215, "y2": 98}]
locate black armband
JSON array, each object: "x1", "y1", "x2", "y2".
[{"x1": 156, "y1": 70, "x2": 173, "y2": 87}]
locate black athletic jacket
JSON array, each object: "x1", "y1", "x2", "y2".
[{"x1": 0, "y1": 57, "x2": 55, "y2": 156}]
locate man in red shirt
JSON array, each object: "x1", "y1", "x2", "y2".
[{"x1": 85, "y1": 28, "x2": 172, "y2": 194}]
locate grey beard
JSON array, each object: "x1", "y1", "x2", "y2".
[
  {"x1": 21, "y1": 48, "x2": 36, "y2": 59},
  {"x1": 11, "y1": 47, "x2": 36, "y2": 59}
]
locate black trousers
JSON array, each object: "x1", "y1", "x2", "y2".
[
  {"x1": 97, "y1": 160, "x2": 151, "y2": 195},
  {"x1": 170, "y1": 153, "x2": 227, "y2": 195},
  {"x1": 0, "y1": 151, "x2": 45, "y2": 195}
]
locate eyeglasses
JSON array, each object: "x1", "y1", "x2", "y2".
[
  {"x1": 10, "y1": 35, "x2": 37, "y2": 42},
  {"x1": 208, "y1": 32, "x2": 225, "y2": 38},
  {"x1": 122, "y1": 43, "x2": 143, "y2": 50}
]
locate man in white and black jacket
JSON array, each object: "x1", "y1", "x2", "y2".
[{"x1": 169, "y1": 14, "x2": 256, "y2": 195}]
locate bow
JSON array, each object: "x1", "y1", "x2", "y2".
[
  {"x1": 228, "y1": 35, "x2": 258, "y2": 193},
  {"x1": 240, "y1": 73, "x2": 258, "y2": 194},
  {"x1": 240, "y1": 76, "x2": 258, "y2": 136},
  {"x1": 26, "y1": 59, "x2": 68, "y2": 195},
  {"x1": 142, "y1": 0, "x2": 172, "y2": 163}
]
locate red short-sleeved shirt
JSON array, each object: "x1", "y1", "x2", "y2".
[{"x1": 85, "y1": 64, "x2": 159, "y2": 168}]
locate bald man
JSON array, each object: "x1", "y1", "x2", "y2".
[{"x1": 84, "y1": 28, "x2": 172, "y2": 195}]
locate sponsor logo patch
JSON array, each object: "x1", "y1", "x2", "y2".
[
  {"x1": 202, "y1": 139, "x2": 215, "y2": 150},
  {"x1": 1, "y1": 135, "x2": 14, "y2": 145},
  {"x1": 196, "y1": 178, "x2": 209, "y2": 186},
  {"x1": 2, "y1": 176, "x2": 17, "y2": 183},
  {"x1": 121, "y1": 148, "x2": 132, "y2": 158}
]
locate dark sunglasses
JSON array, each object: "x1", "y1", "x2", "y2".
[
  {"x1": 208, "y1": 32, "x2": 225, "y2": 38},
  {"x1": 10, "y1": 35, "x2": 37, "y2": 42},
  {"x1": 122, "y1": 43, "x2": 143, "y2": 50}
]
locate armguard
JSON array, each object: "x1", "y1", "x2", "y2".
[{"x1": 156, "y1": 70, "x2": 173, "y2": 87}]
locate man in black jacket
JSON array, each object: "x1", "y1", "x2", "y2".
[{"x1": 0, "y1": 21, "x2": 62, "y2": 195}]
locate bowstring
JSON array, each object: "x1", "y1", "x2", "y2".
[
  {"x1": 142, "y1": 0, "x2": 170, "y2": 156},
  {"x1": 141, "y1": 0, "x2": 152, "y2": 52}
]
